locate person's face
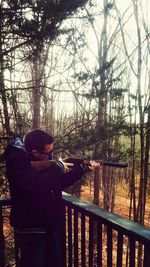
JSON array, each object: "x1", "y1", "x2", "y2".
[{"x1": 32, "y1": 143, "x2": 53, "y2": 161}]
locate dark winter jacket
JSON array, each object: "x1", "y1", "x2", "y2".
[{"x1": 5, "y1": 138, "x2": 87, "y2": 229}]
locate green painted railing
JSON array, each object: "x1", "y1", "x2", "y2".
[{"x1": 1, "y1": 194, "x2": 150, "y2": 267}]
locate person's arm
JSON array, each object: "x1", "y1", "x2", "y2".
[
  {"x1": 31, "y1": 160, "x2": 56, "y2": 172},
  {"x1": 5, "y1": 145, "x2": 65, "y2": 190},
  {"x1": 60, "y1": 161, "x2": 101, "y2": 190},
  {"x1": 31, "y1": 160, "x2": 73, "y2": 172}
]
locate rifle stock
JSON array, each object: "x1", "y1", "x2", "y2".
[
  {"x1": 31, "y1": 160, "x2": 56, "y2": 171},
  {"x1": 31, "y1": 160, "x2": 73, "y2": 172}
]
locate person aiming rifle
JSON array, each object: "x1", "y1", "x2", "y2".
[{"x1": 5, "y1": 129, "x2": 100, "y2": 267}]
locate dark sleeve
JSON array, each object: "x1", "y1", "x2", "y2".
[
  {"x1": 5, "y1": 145, "x2": 32, "y2": 173},
  {"x1": 5, "y1": 145, "x2": 64, "y2": 191},
  {"x1": 60, "y1": 164, "x2": 90, "y2": 190}
]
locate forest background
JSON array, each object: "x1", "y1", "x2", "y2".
[{"x1": 0, "y1": 0, "x2": 150, "y2": 228}]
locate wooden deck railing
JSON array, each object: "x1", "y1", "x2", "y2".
[
  {"x1": 0, "y1": 198, "x2": 12, "y2": 267},
  {"x1": 62, "y1": 193, "x2": 150, "y2": 267},
  {"x1": 1, "y1": 194, "x2": 150, "y2": 267}
]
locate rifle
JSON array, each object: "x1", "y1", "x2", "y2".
[
  {"x1": 31, "y1": 157, "x2": 128, "y2": 172},
  {"x1": 0, "y1": 152, "x2": 128, "y2": 172},
  {"x1": 63, "y1": 157, "x2": 128, "y2": 168}
]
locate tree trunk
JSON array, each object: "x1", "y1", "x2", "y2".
[
  {"x1": 0, "y1": 6, "x2": 10, "y2": 134},
  {"x1": 93, "y1": 0, "x2": 109, "y2": 205},
  {"x1": 103, "y1": 167, "x2": 110, "y2": 210},
  {"x1": 93, "y1": 168, "x2": 100, "y2": 205},
  {"x1": 143, "y1": 107, "x2": 150, "y2": 221},
  {"x1": 132, "y1": 0, "x2": 145, "y2": 226},
  {"x1": 32, "y1": 56, "x2": 42, "y2": 129}
]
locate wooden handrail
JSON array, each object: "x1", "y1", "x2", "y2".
[
  {"x1": 1, "y1": 196, "x2": 150, "y2": 267},
  {"x1": 62, "y1": 192, "x2": 150, "y2": 267}
]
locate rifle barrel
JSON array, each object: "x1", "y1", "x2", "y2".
[
  {"x1": 84, "y1": 160, "x2": 128, "y2": 168},
  {"x1": 100, "y1": 160, "x2": 128, "y2": 168}
]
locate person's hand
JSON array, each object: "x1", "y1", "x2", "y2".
[
  {"x1": 58, "y1": 158, "x2": 74, "y2": 172},
  {"x1": 88, "y1": 160, "x2": 102, "y2": 171}
]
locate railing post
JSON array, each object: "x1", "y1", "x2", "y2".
[
  {"x1": 143, "y1": 243, "x2": 150, "y2": 267},
  {"x1": 0, "y1": 205, "x2": 5, "y2": 267},
  {"x1": 62, "y1": 201, "x2": 67, "y2": 267}
]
